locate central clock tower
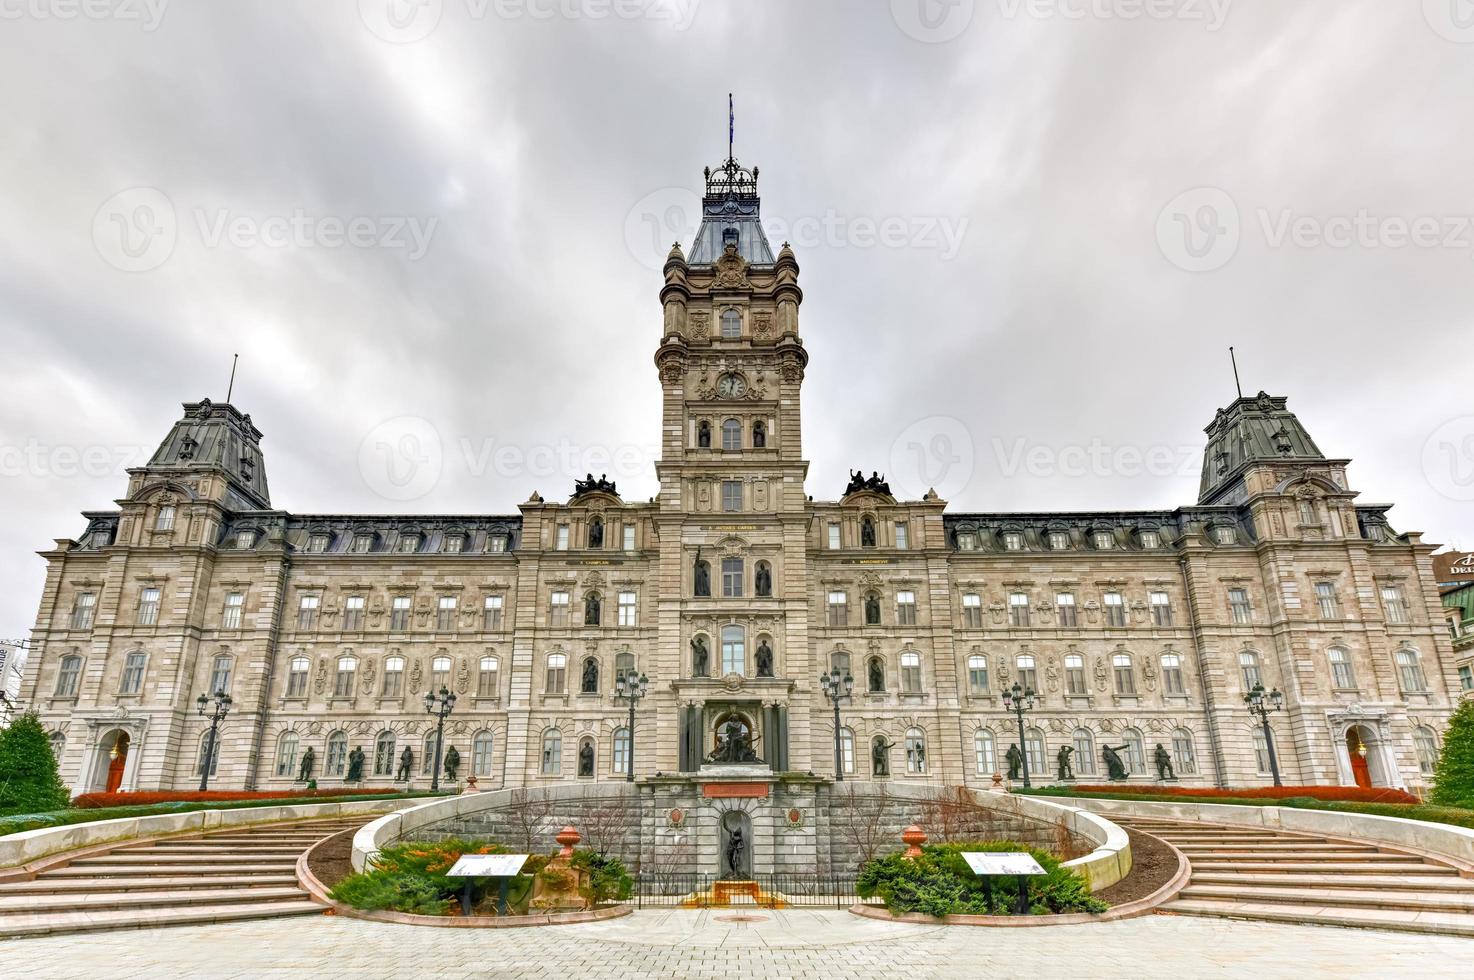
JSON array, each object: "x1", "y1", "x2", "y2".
[{"x1": 651, "y1": 154, "x2": 813, "y2": 774}]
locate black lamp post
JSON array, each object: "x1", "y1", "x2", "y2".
[
  {"x1": 819, "y1": 665, "x2": 854, "y2": 780},
  {"x1": 424, "y1": 686, "x2": 457, "y2": 792},
  {"x1": 1244, "y1": 683, "x2": 1285, "y2": 787},
  {"x1": 195, "y1": 690, "x2": 232, "y2": 791},
  {"x1": 614, "y1": 668, "x2": 649, "y2": 782},
  {"x1": 1002, "y1": 682, "x2": 1037, "y2": 789}
]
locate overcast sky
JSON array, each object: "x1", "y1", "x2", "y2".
[{"x1": 2, "y1": 1, "x2": 1473, "y2": 636}]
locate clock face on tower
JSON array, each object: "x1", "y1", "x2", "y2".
[{"x1": 716, "y1": 373, "x2": 748, "y2": 398}]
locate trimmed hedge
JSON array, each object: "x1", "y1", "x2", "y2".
[{"x1": 857, "y1": 841, "x2": 1106, "y2": 918}]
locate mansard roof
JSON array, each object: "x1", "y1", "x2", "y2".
[
  {"x1": 145, "y1": 399, "x2": 271, "y2": 510},
  {"x1": 1198, "y1": 391, "x2": 1328, "y2": 505},
  {"x1": 688, "y1": 156, "x2": 775, "y2": 265}
]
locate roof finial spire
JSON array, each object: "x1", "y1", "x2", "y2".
[
  {"x1": 728, "y1": 92, "x2": 734, "y2": 162},
  {"x1": 1228, "y1": 346, "x2": 1243, "y2": 400}
]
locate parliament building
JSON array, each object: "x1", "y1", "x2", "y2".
[{"x1": 23, "y1": 153, "x2": 1461, "y2": 799}]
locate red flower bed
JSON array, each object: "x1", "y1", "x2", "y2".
[
  {"x1": 1070, "y1": 784, "x2": 1420, "y2": 805},
  {"x1": 71, "y1": 788, "x2": 393, "y2": 809}
]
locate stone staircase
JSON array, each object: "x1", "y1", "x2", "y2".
[
  {"x1": 1122, "y1": 816, "x2": 1474, "y2": 936},
  {"x1": 0, "y1": 816, "x2": 364, "y2": 938}
]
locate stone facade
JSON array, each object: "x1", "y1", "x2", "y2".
[{"x1": 20, "y1": 153, "x2": 1461, "y2": 800}]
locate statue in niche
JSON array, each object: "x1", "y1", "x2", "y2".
[
  {"x1": 724, "y1": 827, "x2": 746, "y2": 879},
  {"x1": 698, "y1": 421, "x2": 712, "y2": 448},
  {"x1": 346, "y1": 746, "x2": 365, "y2": 782},
  {"x1": 1102, "y1": 744, "x2": 1129, "y2": 781},
  {"x1": 872, "y1": 736, "x2": 895, "y2": 776},
  {"x1": 867, "y1": 657, "x2": 885, "y2": 692},
  {"x1": 582, "y1": 658, "x2": 599, "y2": 694},
  {"x1": 754, "y1": 562, "x2": 772, "y2": 597},
  {"x1": 864, "y1": 594, "x2": 881, "y2": 625},
  {"x1": 694, "y1": 554, "x2": 710, "y2": 597},
  {"x1": 755, "y1": 640, "x2": 774, "y2": 678},
  {"x1": 578, "y1": 741, "x2": 595, "y2": 777},
  {"x1": 692, "y1": 635, "x2": 710, "y2": 677},
  {"x1": 297, "y1": 746, "x2": 315, "y2": 783},
  {"x1": 396, "y1": 746, "x2": 414, "y2": 782},
  {"x1": 752, "y1": 422, "x2": 766, "y2": 448},
  {"x1": 861, "y1": 518, "x2": 876, "y2": 547},
  {"x1": 585, "y1": 593, "x2": 601, "y2": 626},
  {"x1": 707, "y1": 717, "x2": 760, "y2": 764},
  {"x1": 588, "y1": 519, "x2": 603, "y2": 549},
  {"x1": 1154, "y1": 743, "x2": 1175, "y2": 781},
  {"x1": 1056, "y1": 745, "x2": 1074, "y2": 781},
  {"x1": 1006, "y1": 744, "x2": 1023, "y2": 781}
]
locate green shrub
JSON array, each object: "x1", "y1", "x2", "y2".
[
  {"x1": 330, "y1": 838, "x2": 559, "y2": 916},
  {"x1": 857, "y1": 841, "x2": 1105, "y2": 918},
  {"x1": 0, "y1": 714, "x2": 70, "y2": 817},
  {"x1": 571, "y1": 849, "x2": 634, "y2": 903},
  {"x1": 1432, "y1": 700, "x2": 1474, "y2": 809},
  {"x1": 330, "y1": 871, "x2": 452, "y2": 916}
]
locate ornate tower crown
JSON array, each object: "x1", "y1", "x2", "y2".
[{"x1": 690, "y1": 155, "x2": 774, "y2": 265}]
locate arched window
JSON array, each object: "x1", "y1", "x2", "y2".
[
  {"x1": 209, "y1": 654, "x2": 233, "y2": 696},
  {"x1": 287, "y1": 656, "x2": 310, "y2": 698},
  {"x1": 334, "y1": 656, "x2": 357, "y2": 697},
  {"x1": 373, "y1": 731, "x2": 397, "y2": 776},
  {"x1": 1239, "y1": 651, "x2": 1262, "y2": 691},
  {"x1": 721, "y1": 309, "x2": 741, "y2": 338},
  {"x1": 421, "y1": 732, "x2": 440, "y2": 775},
  {"x1": 546, "y1": 653, "x2": 567, "y2": 694},
  {"x1": 612, "y1": 727, "x2": 631, "y2": 774},
  {"x1": 1327, "y1": 647, "x2": 1355, "y2": 690},
  {"x1": 1123, "y1": 728, "x2": 1145, "y2": 774},
  {"x1": 864, "y1": 592, "x2": 882, "y2": 626},
  {"x1": 866, "y1": 656, "x2": 886, "y2": 693},
  {"x1": 1024, "y1": 727, "x2": 1046, "y2": 775},
  {"x1": 1016, "y1": 654, "x2": 1038, "y2": 692},
  {"x1": 541, "y1": 729, "x2": 562, "y2": 775},
  {"x1": 1112, "y1": 653, "x2": 1135, "y2": 695},
  {"x1": 900, "y1": 651, "x2": 922, "y2": 693},
  {"x1": 274, "y1": 732, "x2": 299, "y2": 777},
  {"x1": 697, "y1": 420, "x2": 712, "y2": 449},
  {"x1": 973, "y1": 729, "x2": 996, "y2": 774},
  {"x1": 905, "y1": 727, "x2": 927, "y2": 774},
  {"x1": 614, "y1": 650, "x2": 635, "y2": 682},
  {"x1": 839, "y1": 726, "x2": 855, "y2": 774},
  {"x1": 430, "y1": 655, "x2": 451, "y2": 693},
  {"x1": 581, "y1": 656, "x2": 600, "y2": 694},
  {"x1": 1414, "y1": 726, "x2": 1439, "y2": 774},
  {"x1": 1252, "y1": 726, "x2": 1275, "y2": 775},
  {"x1": 472, "y1": 730, "x2": 495, "y2": 776},
  {"x1": 197, "y1": 731, "x2": 220, "y2": 777},
  {"x1": 326, "y1": 730, "x2": 348, "y2": 776},
  {"x1": 1396, "y1": 649, "x2": 1428, "y2": 693},
  {"x1": 1073, "y1": 729, "x2": 1096, "y2": 776},
  {"x1": 120, "y1": 651, "x2": 147, "y2": 695},
  {"x1": 1171, "y1": 728, "x2": 1197, "y2": 775},
  {"x1": 721, "y1": 625, "x2": 745, "y2": 676},
  {"x1": 49, "y1": 731, "x2": 66, "y2": 762},
  {"x1": 721, "y1": 418, "x2": 742, "y2": 451},
  {"x1": 967, "y1": 655, "x2": 989, "y2": 695},
  {"x1": 584, "y1": 591, "x2": 601, "y2": 626},
  {"x1": 754, "y1": 560, "x2": 773, "y2": 597},
  {"x1": 382, "y1": 656, "x2": 405, "y2": 697},
  {"x1": 55, "y1": 654, "x2": 81, "y2": 697},
  {"x1": 752, "y1": 421, "x2": 766, "y2": 448},
  {"x1": 477, "y1": 655, "x2": 499, "y2": 697}
]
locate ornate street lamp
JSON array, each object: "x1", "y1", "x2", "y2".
[
  {"x1": 196, "y1": 689, "x2": 232, "y2": 791},
  {"x1": 424, "y1": 686, "x2": 457, "y2": 792},
  {"x1": 1243, "y1": 683, "x2": 1285, "y2": 787},
  {"x1": 614, "y1": 668, "x2": 649, "y2": 782},
  {"x1": 1002, "y1": 682, "x2": 1037, "y2": 789},
  {"x1": 819, "y1": 666, "x2": 854, "y2": 781}
]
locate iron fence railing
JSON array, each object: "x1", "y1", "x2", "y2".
[{"x1": 623, "y1": 872, "x2": 883, "y2": 910}]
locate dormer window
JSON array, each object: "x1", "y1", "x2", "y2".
[
  {"x1": 444, "y1": 535, "x2": 464, "y2": 554},
  {"x1": 487, "y1": 534, "x2": 508, "y2": 553},
  {"x1": 957, "y1": 532, "x2": 977, "y2": 551},
  {"x1": 351, "y1": 533, "x2": 374, "y2": 554},
  {"x1": 234, "y1": 530, "x2": 256, "y2": 549},
  {"x1": 1139, "y1": 530, "x2": 1161, "y2": 549},
  {"x1": 1002, "y1": 531, "x2": 1024, "y2": 551},
  {"x1": 155, "y1": 505, "x2": 176, "y2": 532},
  {"x1": 398, "y1": 533, "x2": 420, "y2": 554},
  {"x1": 1213, "y1": 526, "x2": 1237, "y2": 545},
  {"x1": 1093, "y1": 530, "x2": 1115, "y2": 550},
  {"x1": 307, "y1": 533, "x2": 330, "y2": 554},
  {"x1": 721, "y1": 309, "x2": 741, "y2": 339},
  {"x1": 1048, "y1": 531, "x2": 1071, "y2": 550}
]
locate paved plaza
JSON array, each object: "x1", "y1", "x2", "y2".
[{"x1": 4, "y1": 909, "x2": 1468, "y2": 979}]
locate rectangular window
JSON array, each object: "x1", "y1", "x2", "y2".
[
  {"x1": 1103, "y1": 592, "x2": 1125, "y2": 628},
  {"x1": 550, "y1": 591, "x2": 570, "y2": 627},
  {"x1": 483, "y1": 595, "x2": 504, "y2": 630},
  {"x1": 721, "y1": 629, "x2": 745, "y2": 676},
  {"x1": 1113, "y1": 655, "x2": 1135, "y2": 695},
  {"x1": 721, "y1": 421, "x2": 741, "y2": 451},
  {"x1": 1172, "y1": 734, "x2": 1197, "y2": 775},
  {"x1": 307, "y1": 533, "x2": 330, "y2": 553},
  {"x1": 967, "y1": 656, "x2": 989, "y2": 694},
  {"x1": 398, "y1": 534, "x2": 420, "y2": 554},
  {"x1": 1380, "y1": 585, "x2": 1409, "y2": 625},
  {"x1": 1161, "y1": 655, "x2": 1185, "y2": 695},
  {"x1": 1065, "y1": 655, "x2": 1086, "y2": 695},
  {"x1": 436, "y1": 596, "x2": 457, "y2": 631},
  {"x1": 957, "y1": 533, "x2": 977, "y2": 551},
  {"x1": 1228, "y1": 588, "x2": 1252, "y2": 625},
  {"x1": 487, "y1": 534, "x2": 508, "y2": 553},
  {"x1": 1139, "y1": 530, "x2": 1161, "y2": 549},
  {"x1": 444, "y1": 535, "x2": 463, "y2": 554},
  {"x1": 721, "y1": 558, "x2": 744, "y2": 598},
  {"x1": 209, "y1": 656, "x2": 232, "y2": 695},
  {"x1": 287, "y1": 658, "x2": 309, "y2": 698},
  {"x1": 382, "y1": 658, "x2": 404, "y2": 697},
  {"x1": 896, "y1": 591, "x2": 917, "y2": 626},
  {"x1": 555, "y1": 525, "x2": 570, "y2": 550},
  {"x1": 352, "y1": 534, "x2": 374, "y2": 553},
  {"x1": 222, "y1": 592, "x2": 243, "y2": 629},
  {"x1": 722, "y1": 481, "x2": 742, "y2": 513},
  {"x1": 827, "y1": 591, "x2": 847, "y2": 627},
  {"x1": 1316, "y1": 582, "x2": 1341, "y2": 619},
  {"x1": 137, "y1": 587, "x2": 161, "y2": 626},
  {"x1": 155, "y1": 505, "x2": 175, "y2": 531},
  {"x1": 71, "y1": 592, "x2": 97, "y2": 629},
  {"x1": 961, "y1": 593, "x2": 982, "y2": 628},
  {"x1": 120, "y1": 652, "x2": 146, "y2": 694},
  {"x1": 894, "y1": 522, "x2": 909, "y2": 550},
  {"x1": 1048, "y1": 531, "x2": 1071, "y2": 550},
  {"x1": 343, "y1": 596, "x2": 365, "y2": 631},
  {"x1": 1008, "y1": 592, "x2": 1030, "y2": 627},
  {"x1": 618, "y1": 591, "x2": 637, "y2": 627},
  {"x1": 477, "y1": 658, "x2": 499, "y2": 698},
  {"x1": 622, "y1": 525, "x2": 636, "y2": 551},
  {"x1": 1459, "y1": 664, "x2": 1473, "y2": 691},
  {"x1": 1002, "y1": 531, "x2": 1024, "y2": 551},
  {"x1": 296, "y1": 594, "x2": 319, "y2": 630},
  {"x1": 1056, "y1": 592, "x2": 1077, "y2": 628},
  {"x1": 333, "y1": 660, "x2": 355, "y2": 698},
  {"x1": 1094, "y1": 530, "x2": 1115, "y2": 550},
  {"x1": 1150, "y1": 591, "x2": 1173, "y2": 627},
  {"x1": 390, "y1": 596, "x2": 411, "y2": 631},
  {"x1": 827, "y1": 524, "x2": 841, "y2": 550}
]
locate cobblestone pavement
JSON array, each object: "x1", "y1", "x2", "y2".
[{"x1": 5, "y1": 909, "x2": 1468, "y2": 979}]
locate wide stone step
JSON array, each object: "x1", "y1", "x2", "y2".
[
  {"x1": 1173, "y1": 843, "x2": 1383, "y2": 854},
  {"x1": 43, "y1": 862, "x2": 298, "y2": 877},
  {"x1": 69, "y1": 853, "x2": 303, "y2": 866},
  {"x1": 130, "y1": 844, "x2": 307, "y2": 856},
  {"x1": 1180, "y1": 884, "x2": 1474, "y2": 914},
  {"x1": 0, "y1": 899, "x2": 323, "y2": 939},
  {"x1": 168, "y1": 835, "x2": 333, "y2": 845},
  {"x1": 1191, "y1": 871, "x2": 1474, "y2": 891},
  {"x1": 1189, "y1": 860, "x2": 1454, "y2": 875},
  {"x1": 0, "y1": 886, "x2": 308, "y2": 915},
  {"x1": 1162, "y1": 898, "x2": 1474, "y2": 938},
  {"x1": 1152, "y1": 834, "x2": 1303, "y2": 843},
  {"x1": 1179, "y1": 850, "x2": 1424, "y2": 862},
  {"x1": 0, "y1": 874, "x2": 300, "y2": 895}
]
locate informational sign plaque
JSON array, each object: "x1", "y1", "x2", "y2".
[
  {"x1": 962, "y1": 852, "x2": 1046, "y2": 876},
  {"x1": 447, "y1": 854, "x2": 529, "y2": 878}
]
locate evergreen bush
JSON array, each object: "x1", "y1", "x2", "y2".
[
  {"x1": 1432, "y1": 700, "x2": 1474, "y2": 808},
  {"x1": 0, "y1": 713, "x2": 70, "y2": 817}
]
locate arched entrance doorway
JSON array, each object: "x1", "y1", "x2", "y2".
[
  {"x1": 1346, "y1": 727, "x2": 1371, "y2": 787},
  {"x1": 102, "y1": 730, "x2": 130, "y2": 793}
]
